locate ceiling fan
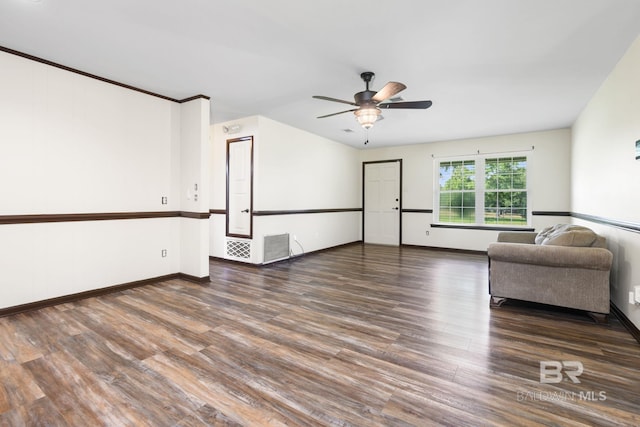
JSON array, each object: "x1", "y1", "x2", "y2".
[{"x1": 313, "y1": 71, "x2": 432, "y2": 130}]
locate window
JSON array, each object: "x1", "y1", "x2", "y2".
[
  {"x1": 436, "y1": 155, "x2": 528, "y2": 226},
  {"x1": 484, "y1": 156, "x2": 527, "y2": 225},
  {"x1": 438, "y1": 160, "x2": 476, "y2": 224}
]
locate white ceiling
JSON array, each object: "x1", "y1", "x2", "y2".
[{"x1": 2, "y1": 0, "x2": 640, "y2": 148}]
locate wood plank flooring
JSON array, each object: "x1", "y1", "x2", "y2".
[{"x1": 1, "y1": 243, "x2": 639, "y2": 426}]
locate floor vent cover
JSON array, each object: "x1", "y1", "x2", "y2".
[{"x1": 263, "y1": 233, "x2": 290, "y2": 264}]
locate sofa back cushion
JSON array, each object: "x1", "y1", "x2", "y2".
[{"x1": 535, "y1": 224, "x2": 598, "y2": 247}]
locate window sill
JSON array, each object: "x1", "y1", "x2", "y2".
[{"x1": 430, "y1": 223, "x2": 535, "y2": 232}]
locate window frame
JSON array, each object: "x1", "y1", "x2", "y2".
[{"x1": 433, "y1": 153, "x2": 531, "y2": 228}]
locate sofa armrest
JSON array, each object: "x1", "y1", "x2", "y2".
[
  {"x1": 488, "y1": 242, "x2": 613, "y2": 271},
  {"x1": 497, "y1": 231, "x2": 537, "y2": 244}
]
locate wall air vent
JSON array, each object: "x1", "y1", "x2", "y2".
[
  {"x1": 263, "y1": 233, "x2": 290, "y2": 264},
  {"x1": 226, "y1": 239, "x2": 251, "y2": 261}
]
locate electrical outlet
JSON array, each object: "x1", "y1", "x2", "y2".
[
  {"x1": 161, "y1": 196, "x2": 168, "y2": 205},
  {"x1": 630, "y1": 292, "x2": 635, "y2": 305},
  {"x1": 425, "y1": 230, "x2": 430, "y2": 236},
  {"x1": 635, "y1": 286, "x2": 640, "y2": 303},
  {"x1": 161, "y1": 249, "x2": 167, "y2": 258}
]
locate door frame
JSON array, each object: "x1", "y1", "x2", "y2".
[
  {"x1": 362, "y1": 159, "x2": 403, "y2": 245},
  {"x1": 226, "y1": 136, "x2": 254, "y2": 239}
]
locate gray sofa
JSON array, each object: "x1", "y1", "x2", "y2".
[{"x1": 487, "y1": 224, "x2": 613, "y2": 322}]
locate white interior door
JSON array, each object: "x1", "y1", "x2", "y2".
[
  {"x1": 364, "y1": 160, "x2": 401, "y2": 245},
  {"x1": 227, "y1": 136, "x2": 253, "y2": 237}
]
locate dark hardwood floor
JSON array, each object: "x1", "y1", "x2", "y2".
[{"x1": 1, "y1": 243, "x2": 639, "y2": 426}]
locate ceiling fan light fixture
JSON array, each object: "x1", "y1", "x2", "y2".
[
  {"x1": 354, "y1": 107, "x2": 381, "y2": 129},
  {"x1": 314, "y1": 71, "x2": 431, "y2": 131}
]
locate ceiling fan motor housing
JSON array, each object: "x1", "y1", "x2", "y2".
[{"x1": 354, "y1": 90, "x2": 377, "y2": 106}]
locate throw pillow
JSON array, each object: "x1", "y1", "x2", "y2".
[
  {"x1": 536, "y1": 224, "x2": 597, "y2": 247},
  {"x1": 534, "y1": 225, "x2": 555, "y2": 244}
]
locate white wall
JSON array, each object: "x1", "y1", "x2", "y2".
[
  {"x1": 179, "y1": 99, "x2": 211, "y2": 278},
  {"x1": 254, "y1": 116, "x2": 359, "y2": 211},
  {"x1": 0, "y1": 50, "x2": 207, "y2": 309},
  {"x1": 360, "y1": 129, "x2": 572, "y2": 251},
  {"x1": 209, "y1": 116, "x2": 361, "y2": 263},
  {"x1": 0, "y1": 52, "x2": 182, "y2": 214},
  {"x1": 0, "y1": 219, "x2": 180, "y2": 309},
  {"x1": 572, "y1": 35, "x2": 640, "y2": 328}
]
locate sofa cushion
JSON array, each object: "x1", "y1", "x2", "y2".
[{"x1": 535, "y1": 224, "x2": 598, "y2": 247}]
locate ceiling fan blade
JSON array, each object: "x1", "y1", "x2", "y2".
[
  {"x1": 312, "y1": 95, "x2": 357, "y2": 106},
  {"x1": 378, "y1": 100, "x2": 432, "y2": 109},
  {"x1": 372, "y1": 82, "x2": 406, "y2": 103},
  {"x1": 317, "y1": 108, "x2": 358, "y2": 119}
]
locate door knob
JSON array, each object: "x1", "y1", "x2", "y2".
[
  {"x1": 392, "y1": 207, "x2": 399, "y2": 210},
  {"x1": 241, "y1": 209, "x2": 249, "y2": 213}
]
